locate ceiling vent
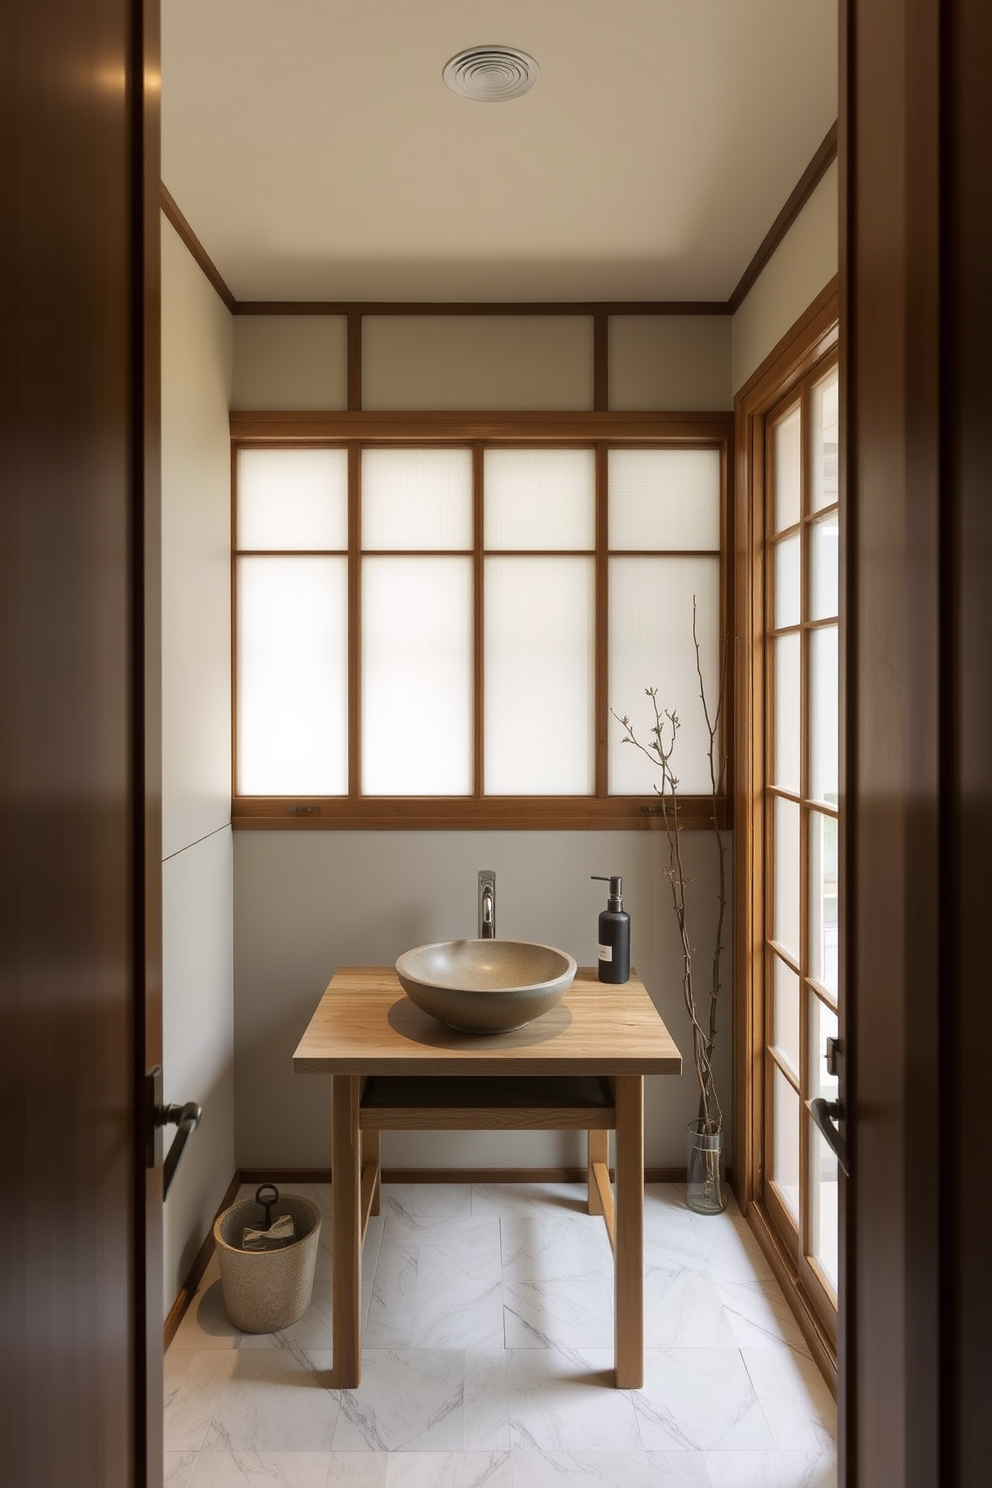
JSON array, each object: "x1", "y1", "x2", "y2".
[{"x1": 442, "y1": 45, "x2": 540, "y2": 103}]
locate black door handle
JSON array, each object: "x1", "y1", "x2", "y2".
[
  {"x1": 809, "y1": 1096, "x2": 849, "y2": 1177},
  {"x1": 145, "y1": 1066, "x2": 202, "y2": 1198}
]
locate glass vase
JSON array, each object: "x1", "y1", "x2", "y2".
[{"x1": 686, "y1": 1118, "x2": 726, "y2": 1214}]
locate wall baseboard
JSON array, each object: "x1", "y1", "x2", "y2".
[{"x1": 238, "y1": 1164, "x2": 699, "y2": 1186}]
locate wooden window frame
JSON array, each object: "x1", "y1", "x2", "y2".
[
  {"x1": 733, "y1": 279, "x2": 841, "y2": 1386},
  {"x1": 230, "y1": 410, "x2": 734, "y2": 831}
]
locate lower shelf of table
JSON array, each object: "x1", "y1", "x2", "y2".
[{"x1": 359, "y1": 1074, "x2": 616, "y2": 1131}]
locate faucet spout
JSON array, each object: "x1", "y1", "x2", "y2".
[{"x1": 478, "y1": 869, "x2": 496, "y2": 939}]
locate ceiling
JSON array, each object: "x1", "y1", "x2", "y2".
[{"x1": 161, "y1": 0, "x2": 837, "y2": 305}]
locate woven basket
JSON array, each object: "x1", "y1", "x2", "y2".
[{"x1": 214, "y1": 1193, "x2": 321, "y2": 1333}]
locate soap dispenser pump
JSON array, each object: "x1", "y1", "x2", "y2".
[{"x1": 591, "y1": 875, "x2": 630, "y2": 984}]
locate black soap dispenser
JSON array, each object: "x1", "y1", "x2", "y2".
[{"x1": 591, "y1": 875, "x2": 630, "y2": 984}]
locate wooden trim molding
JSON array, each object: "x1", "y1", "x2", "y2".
[
  {"x1": 728, "y1": 123, "x2": 839, "y2": 314},
  {"x1": 159, "y1": 183, "x2": 237, "y2": 313},
  {"x1": 230, "y1": 410, "x2": 734, "y2": 443},
  {"x1": 232, "y1": 795, "x2": 733, "y2": 833},
  {"x1": 233, "y1": 300, "x2": 731, "y2": 317},
  {"x1": 746, "y1": 1199, "x2": 838, "y2": 1395}
]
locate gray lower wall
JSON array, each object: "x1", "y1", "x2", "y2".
[{"x1": 233, "y1": 828, "x2": 732, "y2": 1173}]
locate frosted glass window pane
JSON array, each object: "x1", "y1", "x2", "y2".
[
  {"x1": 772, "y1": 633, "x2": 801, "y2": 794},
  {"x1": 772, "y1": 954, "x2": 801, "y2": 1082},
  {"x1": 810, "y1": 994, "x2": 839, "y2": 1101},
  {"x1": 237, "y1": 556, "x2": 348, "y2": 794},
  {"x1": 771, "y1": 1064, "x2": 800, "y2": 1224},
  {"x1": 608, "y1": 449, "x2": 721, "y2": 551},
  {"x1": 485, "y1": 558, "x2": 595, "y2": 794},
  {"x1": 362, "y1": 447, "x2": 472, "y2": 550},
  {"x1": 809, "y1": 810, "x2": 839, "y2": 996},
  {"x1": 484, "y1": 448, "x2": 595, "y2": 550},
  {"x1": 237, "y1": 448, "x2": 348, "y2": 550},
  {"x1": 810, "y1": 1123, "x2": 839, "y2": 1295},
  {"x1": 810, "y1": 625, "x2": 839, "y2": 804},
  {"x1": 811, "y1": 368, "x2": 839, "y2": 513},
  {"x1": 609, "y1": 556, "x2": 720, "y2": 795},
  {"x1": 773, "y1": 404, "x2": 801, "y2": 533},
  {"x1": 774, "y1": 531, "x2": 801, "y2": 628},
  {"x1": 773, "y1": 796, "x2": 800, "y2": 961},
  {"x1": 810, "y1": 511, "x2": 839, "y2": 620},
  {"x1": 362, "y1": 557, "x2": 472, "y2": 793}
]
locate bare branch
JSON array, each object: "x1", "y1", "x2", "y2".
[{"x1": 612, "y1": 596, "x2": 729, "y2": 1135}]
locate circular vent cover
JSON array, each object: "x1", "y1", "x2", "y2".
[{"x1": 442, "y1": 45, "x2": 540, "y2": 102}]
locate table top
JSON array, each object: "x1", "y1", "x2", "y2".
[{"x1": 293, "y1": 965, "x2": 683, "y2": 1078}]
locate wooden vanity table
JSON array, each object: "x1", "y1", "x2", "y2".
[{"x1": 293, "y1": 965, "x2": 682, "y2": 1388}]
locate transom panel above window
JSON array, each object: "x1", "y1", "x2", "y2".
[{"x1": 231, "y1": 414, "x2": 731, "y2": 829}]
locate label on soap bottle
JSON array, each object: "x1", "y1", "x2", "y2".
[{"x1": 598, "y1": 944, "x2": 613, "y2": 962}]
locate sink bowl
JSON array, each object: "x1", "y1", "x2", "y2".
[{"x1": 395, "y1": 939, "x2": 577, "y2": 1034}]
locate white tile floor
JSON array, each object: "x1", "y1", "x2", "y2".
[{"x1": 165, "y1": 1181, "x2": 836, "y2": 1488}]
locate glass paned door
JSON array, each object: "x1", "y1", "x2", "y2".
[{"x1": 763, "y1": 358, "x2": 841, "y2": 1337}]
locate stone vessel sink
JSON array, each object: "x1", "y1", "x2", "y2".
[{"x1": 395, "y1": 939, "x2": 577, "y2": 1034}]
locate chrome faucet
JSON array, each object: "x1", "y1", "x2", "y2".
[{"x1": 478, "y1": 869, "x2": 496, "y2": 939}]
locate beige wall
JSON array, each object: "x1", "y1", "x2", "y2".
[
  {"x1": 232, "y1": 315, "x2": 348, "y2": 410},
  {"x1": 609, "y1": 315, "x2": 732, "y2": 411},
  {"x1": 731, "y1": 159, "x2": 839, "y2": 393},
  {"x1": 234, "y1": 828, "x2": 731, "y2": 1170},
  {"x1": 161, "y1": 215, "x2": 235, "y2": 1308},
  {"x1": 230, "y1": 308, "x2": 733, "y2": 412}
]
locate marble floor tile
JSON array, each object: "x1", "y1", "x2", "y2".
[
  {"x1": 642, "y1": 1212, "x2": 712, "y2": 1274},
  {"x1": 641, "y1": 1263, "x2": 737, "y2": 1349},
  {"x1": 472, "y1": 1183, "x2": 591, "y2": 1219},
  {"x1": 323, "y1": 1453, "x2": 389, "y2": 1487},
  {"x1": 504, "y1": 1348, "x2": 641, "y2": 1452},
  {"x1": 508, "y1": 1448, "x2": 711, "y2": 1488},
  {"x1": 164, "y1": 1451, "x2": 198, "y2": 1487},
  {"x1": 364, "y1": 1241, "x2": 420, "y2": 1349},
  {"x1": 503, "y1": 1273, "x2": 614, "y2": 1350},
  {"x1": 499, "y1": 1215, "x2": 613, "y2": 1282},
  {"x1": 741, "y1": 1347, "x2": 836, "y2": 1454},
  {"x1": 188, "y1": 1451, "x2": 332, "y2": 1487},
  {"x1": 689, "y1": 1211, "x2": 775, "y2": 1283},
  {"x1": 384, "y1": 1450, "x2": 512, "y2": 1488},
  {"x1": 411, "y1": 1231, "x2": 504, "y2": 1349},
  {"x1": 172, "y1": 1261, "x2": 240, "y2": 1350},
  {"x1": 164, "y1": 1350, "x2": 242, "y2": 1453},
  {"x1": 704, "y1": 1446, "x2": 837, "y2": 1488},
  {"x1": 380, "y1": 1183, "x2": 474, "y2": 1223},
  {"x1": 463, "y1": 1351, "x2": 509, "y2": 1452},
  {"x1": 643, "y1": 1183, "x2": 697, "y2": 1216},
  {"x1": 330, "y1": 1349, "x2": 465, "y2": 1453},
  {"x1": 203, "y1": 1346, "x2": 338, "y2": 1453},
  {"x1": 716, "y1": 1280, "x2": 813, "y2": 1355},
  {"x1": 631, "y1": 1347, "x2": 775, "y2": 1452}
]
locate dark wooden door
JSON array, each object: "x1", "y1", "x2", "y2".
[
  {"x1": 0, "y1": 1, "x2": 163, "y2": 1485},
  {"x1": 842, "y1": 0, "x2": 992, "y2": 1483}
]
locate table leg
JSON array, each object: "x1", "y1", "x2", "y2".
[
  {"x1": 364, "y1": 1128, "x2": 381, "y2": 1217},
  {"x1": 587, "y1": 1129, "x2": 608, "y2": 1215},
  {"x1": 331, "y1": 1074, "x2": 362, "y2": 1388},
  {"x1": 613, "y1": 1075, "x2": 644, "y2": 1389}
]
